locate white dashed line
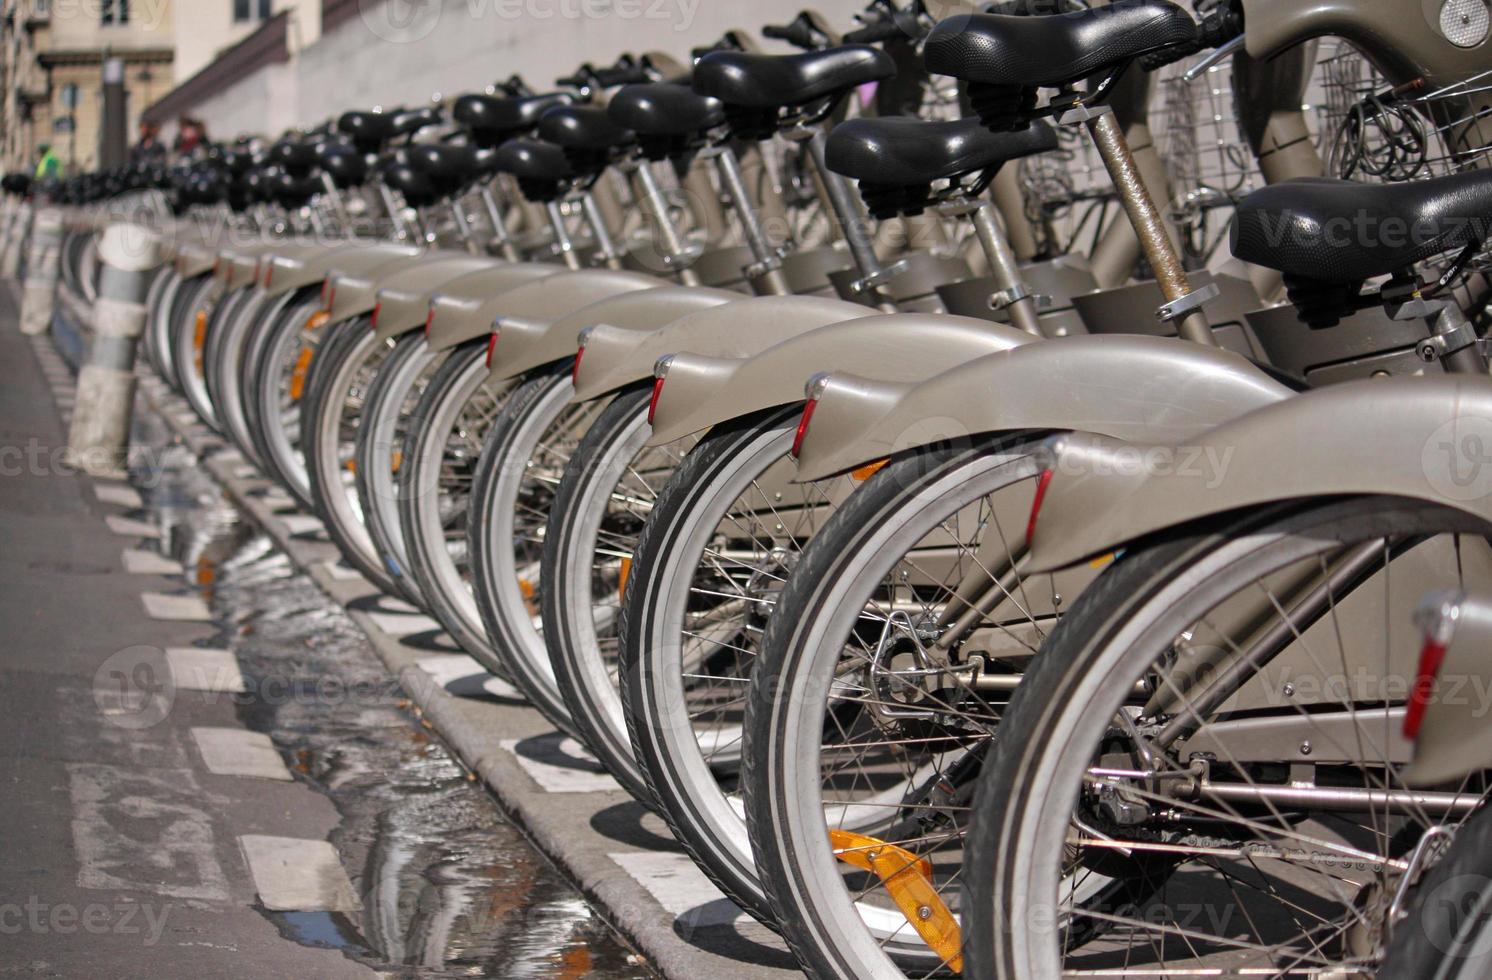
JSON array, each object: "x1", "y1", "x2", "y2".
[
  {"x1": 365, "y1": 611, "x2": 441, "y2": 637},
  {"x1": 416, "y1": 654, "x2": 525, "y2": 700},
  {"x1": 499, "y1": 737, "x2": 621, "y2": 793},
  {"x1": 121, "y1": 548, "x2": 183, "y2": 575},
  {"x1": 239, "y1": 835, "x2": 362, "y2": 912},
  {"x1": 104, "y1": 515, "x2": 160, "y2": 539},
  {"x1": 190, "y1": 728, "x2": 292, "y2": 781},
  {"x1": 140, "y1": 592, "x2": 212, "y2": 622},
  {"x1": 166, "y1": 647, "x2": 248, "y2": 693},
  {"x1": 94, "y1": 484, "x2": 144, "y2": 508},
  {"x1": 278, "y1": 514, "x2": 324, "y2": 536},
  {"x1": 320, "y1": 560, "x2": 363, "y2": 582},
  {"x1": 608, "y1": 851, "x2": 744, "y2": 928}
]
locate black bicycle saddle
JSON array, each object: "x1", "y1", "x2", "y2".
[
  {"x1": 692, "y1": 45, "x2": 895, "y2": 109},
  {"x1": 607, "y1": 82, "x2": 723, "y2": 137},
  {"x1": 924, "y1": 0, "x2": 1197, "y2": 88},
  {"x1": 827, "y1": 116, "x2": 1058, "y2": 187},
  {"x1": 1231, "y1": 170, "x2": 1492, "y2": 284},
  {"x1": 492, "y1": 138, "x2": 573, "y2": 202},
  {"x1": 454, "y1": 92, "x2": 572, "y2": 146},
  {"x1": 539, "y1": 105, "x2": 634, "y2": 151}
]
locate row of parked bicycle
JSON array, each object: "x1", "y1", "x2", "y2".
[{"x1": 18, "y1": 0, "x2": 1492, "y2": 975}]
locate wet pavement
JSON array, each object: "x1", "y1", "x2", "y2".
[{"x1": 129, "y1": 407, "x2": 653, "y2": 979}]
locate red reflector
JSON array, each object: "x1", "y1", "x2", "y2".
[
  {"x1": 572, "y1": 346, "x2": 586, "y2": 386},
  {"x1": 424, "y1": 307, "x2": 435, "y2": 337},
  {"x1": 647, "y1": 376, "x2": 665, "y2": 424},
  {"x1": 1025, "y1": 468, "x2": 1055, "y2": 543},
  {"x1": 790, "y1": 398, "x2": 818, "y2": 458},
  {"x1": 485, "y1": 331, "x2": 498, "y2": 368},
  {"x1": 263, "y1": 263, "x2": 274, "y2": 287},
  {"x1": 370, "y1": 302, "x2": 381, "y2": 330},
  {"x1": 1404, "y1": 638, "x2": 1449, "y2": 740}
]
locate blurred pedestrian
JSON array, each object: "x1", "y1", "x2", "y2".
[{"x1": 34, "y1": 144, "x2": 60, "y2": 180}]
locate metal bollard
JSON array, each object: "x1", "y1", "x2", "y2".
[
  {"x1": 19, "y1": 208, "x2": 63, "y2": 335},
  {"x1": 66, "y1": 222, "x2": 163, "y2": 475},
  {"x1": 0, "y1": 199, "x2": 17, "y2": 277}
]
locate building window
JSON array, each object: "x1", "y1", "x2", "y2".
[
  {"x1": 233, "y1": 0, "x2": 273, "y2": 21},
  {"x1": 101, "y1": 0, "x2": 129, "y2": 24}
]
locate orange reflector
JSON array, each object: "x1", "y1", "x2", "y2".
[
  {"x1": 618, "y1": 557, "x2": 632, "y2": 602},
  {"x1": 344, "y1": 458, "x2": 357, "y2": 474},
  {"x1": 1025, "y1": 468, "x2": 1054, "y2": 543},
  {"x1": 390, "y1": 450, "x2": 402, "y2": 474},
  {"x1": 851, "y1": 458, "x2": 890, "y2": 482},
  {"x1": 1088, "y1": 551, "x2": 1117, "y2": 570},
  {"x1": 829, "y1": 829, "x2": 962, "y2": 971},
  {"x1": 192, "y1": 309, "x2": 209, "y2": 372},
  {"x1": 305, "y1": 310, "x2": 331, "y2": 332},
  {"x1": 790, "y1": 398, "x2": 818, "y2": 458},
  {"x1": 1405, "y1": 637, "x2": 1449, "y2": 739},
  {"x1": 289, "y1": 347, "x2": 316, "y2": 401}
]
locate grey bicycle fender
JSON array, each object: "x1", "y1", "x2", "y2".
[
  {"x1": 793, "y1": 334, "x2": 1294, "y2": 483},
  {"x1": 1027, "y1": 375, "x2": 1492, "y2": 573},
  {"x1": 174, "y1": 241, "x2": 217, "y2": 278},
  {"x1": 573, "y1": 295, "x2": 873, "y2": 402},
  {"x1": 488, "y1": 284, "x2": 738, "y2": 383},
  {"x1": 1404, "y1": 593, "x2": 1492, "y2": 785},
  {"x1": 647, "y1": 313, "x2": 1037, "y2": 446},
  {"x1": 261, "y1": 242, "x2": 422, "y2": 298},
  {"x1": 326, "y1": 252, "x2": 484, "y2": 329},
  {"x1": 426, "y1": 268, "x2": 662, "y2": 353},
  {"x1": 374, "y1": 262, "x2": 552, "y2": 344}
]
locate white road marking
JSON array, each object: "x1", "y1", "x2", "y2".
[
  {"x1": 122, "y1": 548, "x2": 183, "y2": 575},
  {"x1": 416, "y1": 654, "x2": 525, "y2": 701},
  {"x1": 140, "y1": 592, "x2": 212, "y2": 622},
  {"x1": 68, "y1": 763, "x2": 231, "y2": 901},
  {"x1": 191, "y1": 728, "x2": 291, "y2": 781},
  {"x1": 239, "y1": 835, "x2": 362, "y2": 912},
  {"x1": 499, "y1": 737, "x2": 621, "y2": 793},
  {"x1": 278, "y1": 514, "x2": 325, "y2": 536},
  {"x1": 105, "y1": 515, "x2": 159, "y2": 539},
  {"x1": 365, "y1": 611, "x2": 441, "y2": 637},
  {"x1": 320, "y1": 560, "x2": 363, "y2": 582},
  {"x1": 608, "y1": 851, "x2": 744, "y2": 928},
  {"x1": 94, "y1": 484, "x2": 144, "y2": 508},
  {"x1": 166, "y1": 647, "x2": 248, "y2": 693}
]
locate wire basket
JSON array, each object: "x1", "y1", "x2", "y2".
[
  {"x1": 1319, "y1": 48, "x2": 1492, "y2": 181},
  {"x1": 1317, "y1": 44, "x2": 1492, "y2": 282}
]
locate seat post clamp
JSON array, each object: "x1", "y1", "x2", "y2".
[
  {"x1": 1156, "y1": 282, "x2": 1220, "y2": 324},
  {"x1": 989, "y1": 283, "x2": 1052, "y2": 312},
  {"x1": 850, "y1": 258, "x2": 911, "y2": 296},
  {"x1": 1055, "y1": 102, "x2": 1113, "y2": 127}
]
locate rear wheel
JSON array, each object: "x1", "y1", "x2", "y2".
[
  {"x1": 354, "y1": 331, "x2": 442, "y2": 611},
  {"x1": 170, "y1": 274, "x2": 227, "y2": 432},
  {"x1": 969, "y1": 496, "x2": 1492, "y2": 979},
  {"x1": 469, "y1": 364, "x2": 608, "y2": 733},
  {"x1": 301, "y1": 316, "x2": 406, "y2": 597},
  {"x1": 746, "y1": 435, "x2": 1098, "y2": 978},
  {"x1": 397, "y1": 338, "x2": 518, "y2": 671},
  {"x1": 543, "y1": 387, "x2": 694, "y2": 803},
  {"x1": 242, "y1": 289, "x2": 322, "y2": 509}
]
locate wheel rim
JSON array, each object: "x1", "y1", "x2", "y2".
[{"x1": 995, "y1": 499, "x2": 1492, "y2": 977}]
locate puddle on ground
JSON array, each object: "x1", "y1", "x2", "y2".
[{"x1": 130, "y1": 410, "x2": 654, "y2": 979}]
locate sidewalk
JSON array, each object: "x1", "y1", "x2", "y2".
[{"x1": 0, "y1": 288, "x2": 374, "y2": 977}]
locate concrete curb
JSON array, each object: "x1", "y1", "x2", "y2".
[{"x1": 131, "y1": 371, "x2": 800, "y2": 979}]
